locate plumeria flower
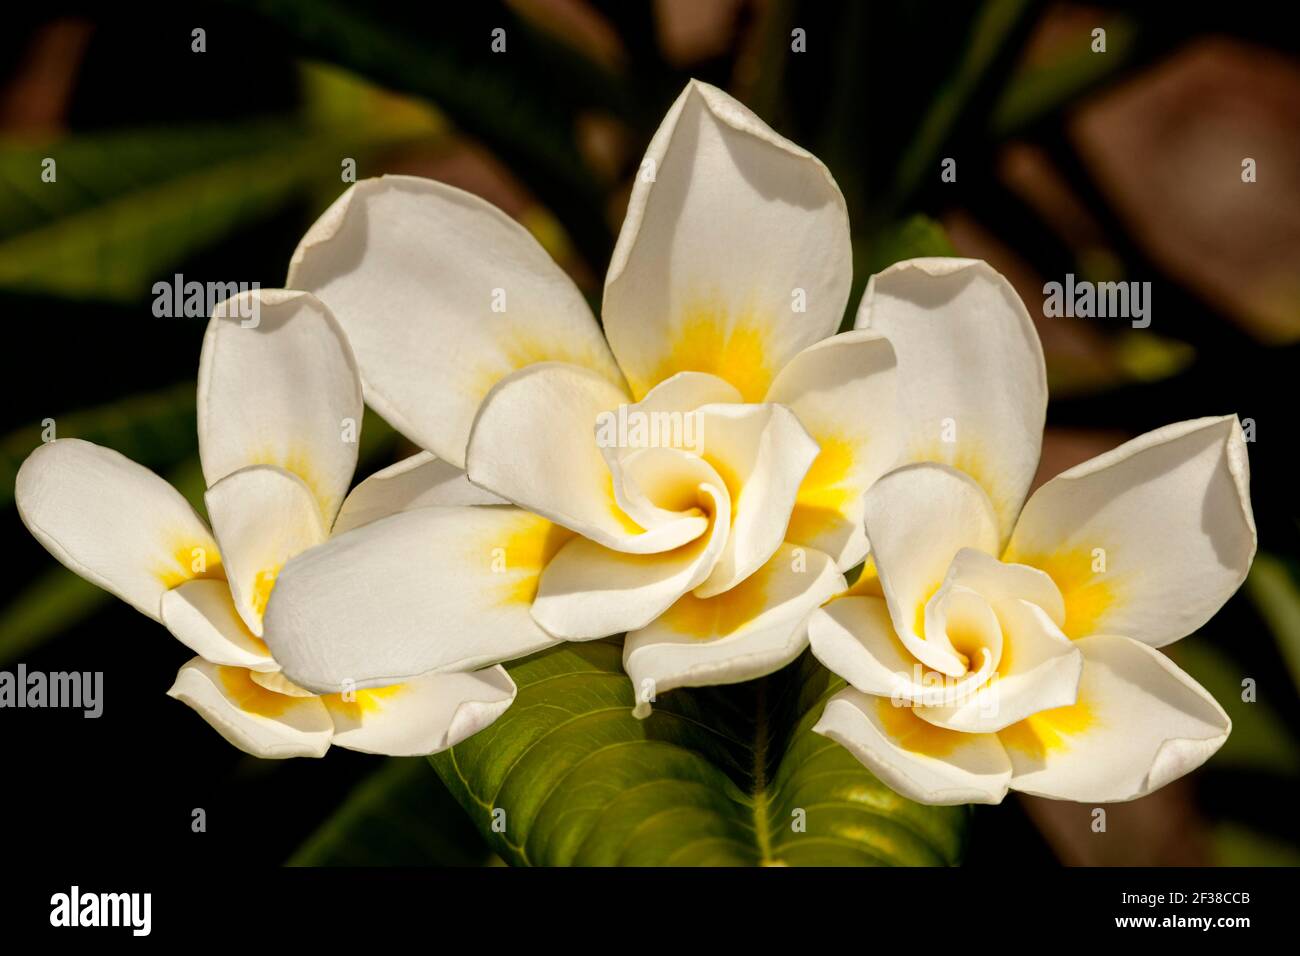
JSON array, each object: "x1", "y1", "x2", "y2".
[
  {"x1": 16, "y1": 290, "x2": 515, "y2": 758},
  {"x1": 808, "y1": 266, "x2": 1256, "y2": 803},
  {"x1": 262, "y1": 80, "x2": 906, "y2": 711}
]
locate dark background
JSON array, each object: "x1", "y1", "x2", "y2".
[{"x1": 2, "y1": 0, "x2": 1298, "y2": 866}]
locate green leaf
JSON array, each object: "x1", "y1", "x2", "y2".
[
  {"x1": 431, "y1": 642, "x2": 969, "y2": 866},
  {"x1": 861, "y1": 214, "x2": 958, "y2": 277},
  {"x1": 289, "y1": 757, "x2": 495, "y2": 866},
  {"x1": 0, "y1": 63, "x2": 443, "y2": 302},
  {"x1": 842, "y1": 214, "x2": 957, "y2": 332},
  {"x1": 1244, "y1": 552, "x2": 1300, "y2": 692}
]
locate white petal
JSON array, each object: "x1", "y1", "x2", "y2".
[
  {"x1": 625, "y1": 370, "x2": 743, "y2": 416},
  {"x1": 765, "y1": 331, "x2": 901, "y2": 569},
  {"x1": 807, "y1": 592, "x2": 995, "y2": 707},
  {"x1": 862, "y1": 463, "x2": 999, "y2": 676},
  {"x1": 288, "y1": 176, "x2": 624, "y2": 468},
  {"x1": 814, "y1": 688, "x2": 1011, "y2": 805},
  {"x1": 917, "y1": 598, "x2": 1083, "y2": 734},
  {"x1": 625, "y1": 544, "x2": 845, "y2": 714},
  {"x1": 198, "y1": 288, "x2": 362, "y2": 525},
  {"x1": 808, "y1": 596, "x2": 920, "y2": 698},
  {"x1": 160, "y1": 579, "x2": 277, "y2": 671},
  {"x1": 531, "y1": 455, "x2": 731, "y2": 639},
  {"x1": 1003, "y1": 416, "x2": 1256, "y2": 645},
  {"x1": 325, "y1": 667, "x2": 516, "y2": 756},
  {"x1": 167, "y1": 658, "x2": 333, "y2": 759},
  {"x1": 604, "y1": 446, "x2": 723, "y2": 532},
  {"x1": 604, "y1": 80, "x2": 851, "y2": 402},
  {"x1": 466, "y1": 361, "x2": 708, "y2": 554},
  {"x1": 570, "y1": 376, "x2": 818, "y2": 586},
  {"x1": 1000, "y1": 634, "x2": 1230, "y2": 802},
  {"x1": 15, "y1": 439, "x2": 219, "y2": 621},
  {"x1": 204, "y1": 465, "x2": 328, "y2": 637},
  {"x1": 592, "y1": 372, "x2": 735, "y2": 526},
  {"x1": 692, "y1": 403, "x2": 820, "y2": 596},
  {"x1": 249, "y1": 670, "x2": 316, "y2": 696},
  {"x1": 856, "y1": 258, "x2": 1046, "y2": 542},
  {"x1": 263, "y1": 506, "x2": 566, "y2": 693},
  {"x1": 921, "y1": 585, "x2": 1003, "y2": 689},
  {"x1": 941, "y1": 547, "x2": 1065, "y2": 628},
  {"x1": 333, "y1": 451, "x2": 505, "y2": 536}
]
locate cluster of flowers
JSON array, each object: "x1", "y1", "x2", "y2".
[{"x1": 18, "y1": 81, "x2": 1254, "y2": 804}]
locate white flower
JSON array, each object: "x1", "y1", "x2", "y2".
[
  {"x1": 262, "y1": 80, "x2": 904, "y2": 710},
  {"x1": 807, "y1": 261, "x2": 1256, "y2": 803},
  {"x1": 16, "y1": 289, "x2": 515, "y2": 758}
]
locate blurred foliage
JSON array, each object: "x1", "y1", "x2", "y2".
[
  {"x1": 0, "y1": 382, "x2": 196, "y2": 508},
  {"x1": 991, "y1": 13, "x2": 1138, "y2": 134},
  {"x1": 1245, "y1": 553, "x2": 1300, "y2": 691},
  {"x1": 222, "y1": 0, "x2": 631, "y2": 268},
  {"x1": 1170, "y1": 640, "x2": 1298, "y2": 776},
  {"x1": 0, "y1": 62, "x2": 444, "y2": 300},
  {"x1": 4, "y1": 0, "x2": 1298, "y2": 866},
  {"x1": 1214, "y1": 823, "x2": 1300, "y2": 867},
  {"x1": 289, "y1": 757, "x2": 496, "y2": 866}
]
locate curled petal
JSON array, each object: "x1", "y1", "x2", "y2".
[
  {"x1": 167, "y1": 658, "x2": 332, "y2": 759},
  {"x1": 467, "y1": 362, "x2": 705, "y2": 553},
  {"x1": 765, "y1": 331, "x2": 901, "y2": 569},
  {"x1": 917, "y1": 599, "x2": 1082, "y2": 734},
  {"x1": 625, "y1": 544, "x2": 845, "y2": 712},
  {"x1": 161, "y1": 579, "x2": 277, "y2": 671},
  {"x1": 531, "y1": 453, "x2": 731, "y2": 639},
  {"x1": 809, "y1": 596, "x2": 923, "y2": 698},
  {"x1": 324, "y1": 667, "x2": 516, "y2": 756},
  {"x1": 862, "y1": 463, "x2": 999, "y2": 676},
  {"x1": 691, "y1": 403, "x2": 820, "y2": 596},
  {"x1": 814, "y1": 688, "x2": 1011, "y2": 806}
]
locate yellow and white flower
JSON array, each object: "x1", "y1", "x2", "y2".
[
  {"x1": 808, "y1": 265, "x2": 1256, "y2": 803},
  {"x1": 263, "y1": 80, "x2": 904, "y2": 709},
  {"x1": 15, "y1": 70, "x2": 1254, "y2": 812},
  {"x1": 16, "y1": 289, "x2": 515, "y2": 758}
]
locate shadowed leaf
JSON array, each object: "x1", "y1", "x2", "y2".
[
  {"x1": 289, "y1": 757, "x2": 494, "y2": 866},
  {"x1": 432, "y1": 642, "x2": 969, "y2": 866}
]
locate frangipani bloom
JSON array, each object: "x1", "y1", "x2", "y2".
[
  {"x1": 787, "y1": 256, "x2": 1254, "y2": 805},
  {"x1": 263, "y1": 80, "x2": 905, "y2": 708},
  {"x1": 809, "y1": 416, "x2": 1254, "y2": 803},
  {"x1": 16, "y1": 290, "x2": 514, "y2": 758}
]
